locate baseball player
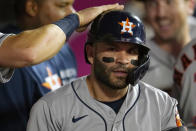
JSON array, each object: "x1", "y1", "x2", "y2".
[
  {"x1": 173, "y1": 38, "x2": 196, "y2": 131},
  {"x1": 136, "y1": 0, "x2": 195, "y2": 92},
  {"x1": 27, "y1": 10, "x2": 185, "y2": 131}
]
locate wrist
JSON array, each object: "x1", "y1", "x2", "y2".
[{"x1": 53, "y1": 13, "x2": 79, "y2": 39}]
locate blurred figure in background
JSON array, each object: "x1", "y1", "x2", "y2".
[
  {"x1": 173, "y1": 38, "x2": 196, "y2": 130},
  {"x1": 133, "y1": 0, "x2": 195, "y2": 93}
]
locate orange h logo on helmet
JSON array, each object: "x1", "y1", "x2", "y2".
[{"x1": 119, "y1": 18, "x2": 136, "y2": 36}]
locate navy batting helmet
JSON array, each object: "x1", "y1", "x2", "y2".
[{"x1": 85, "y1": 10, "x2": 150, "y2": 85}]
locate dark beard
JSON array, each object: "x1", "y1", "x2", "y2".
[{"x1": 94, "y1": 56, "x2": 129, "y2": 90}]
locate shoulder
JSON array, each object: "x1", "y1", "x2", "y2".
[
  {"x1": 30, "y1": 77, "x2": 87, "y2": 120},
  {"x1": 138, "y1": 81, "x2": 177, "y2": 105},
  {"x1": 174, "y1": 39, "x2": 196, "y2": 86},
  {"x1": 178, "y1": 38, "x2": 196, "y2": 60},
  {"x1": 137, "y1": 81, "x2": 178, "y2": 127},
  {"x1": 39, "y1": 76, "x2": 86, "y2": 105}
]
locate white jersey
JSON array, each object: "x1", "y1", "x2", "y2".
[
  {"x1": 173, "y1": 39, "x2": 196, "y2": 130},
  {"x1": 0, "y1": 33, "x2": 14, "y2": 83},
  {"x1": 27, "y1": 76, "x2": 182, "y2": 131},
  {"x1": 142, "y1": 39, "x2": 175, "y2": 90}
]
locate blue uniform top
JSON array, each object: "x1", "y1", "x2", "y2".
[{"x1": 0, "y1": 25, "x2": 77, "y2": 131}]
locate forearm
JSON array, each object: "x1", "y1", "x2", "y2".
[
  {"x1": 0, "y1": 4, "x2": 124, "y2": 68},
  {"x1": 0, "y1": 24, "x2": 66, "y2": 67}
]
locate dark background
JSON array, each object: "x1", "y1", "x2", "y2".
[{"x1": 0, "y1": 0, "x2": 15, "y2": 28}]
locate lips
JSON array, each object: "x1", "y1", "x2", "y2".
[
  {"x1": 159, "y1": 19, "x2": 170, "y2": 26},
  {"x1": 157, "y1": 19, "x2": 171, "y2": 32},
  {"x1": 113, "y1": 69, "x2": 128, "y2": 77}
]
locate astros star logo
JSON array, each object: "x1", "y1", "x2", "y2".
[
  {"x1": 119, "y1": 17, "x2": 136, "y2": 36},
  {"x1": 42, "y1": 67, "x2": 62, "y2": 91}
]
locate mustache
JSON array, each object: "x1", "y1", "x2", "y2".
[{"x1": 110, "y1": 65, "x2": 129, "y2": 72}]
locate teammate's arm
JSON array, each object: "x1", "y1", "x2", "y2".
[
  {"x1": 0, "y1": 24, "x2": 65, "y2": 68},
  {"x1": 0, "y1": 3, "x2": 124, "y2": 68}
]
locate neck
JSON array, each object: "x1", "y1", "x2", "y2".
[
  {"x1": 86, "y1": 75, "x2": 128, "y2": 102},
  {"x1": 153, "y1": 26, "x2": 191, "y2": 58}
]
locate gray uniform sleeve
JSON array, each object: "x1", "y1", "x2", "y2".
[
  {"x1": 161, "y1": 97, "x2": 183, "y2": 131},
  {"x1": 0, "y1": 67, "x2": 14, "y2": 83},
  {"x1": 0, "y1": 33, "x2": 15, "y2": 83},
  {"x1": 0, "y1": 32, "x2": 10, "y2": 46},
  {"x1": 27, "y1": 100, "x2": 60, "y2": 131}
]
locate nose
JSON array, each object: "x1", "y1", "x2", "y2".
[{"x1": 116, "y1": 51, "x2": 130, "y2": 65}]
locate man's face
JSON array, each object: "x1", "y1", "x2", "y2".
[
  {"x1": 145, "y1": 0, "x2": 189, "y2": 41},
  {"x1": 92, "y1": 42, "x2": 139, "y2": 90},
  {"x1": 36, "y1": 0, "x2": 75, "y2": 25}
]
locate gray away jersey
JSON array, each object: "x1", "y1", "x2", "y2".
[
  {"x1": 0, "y1": 33, "x2": 14, "y2": 83},
  {"x1": 27, "y1": 76, "x2": 182, "y2": 131},
  {"x1": 173, "y1": 38, "x2": 196, "y2": 131}
]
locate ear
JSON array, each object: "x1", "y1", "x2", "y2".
[
  {"x1": 86, "y1": 44, "x2": 94, "y2": 64},
  {"x1": 186, "y1": 0, "x2": 195, "y2": 15},
  {"x1": 25, "y1": 0, "x2": 38, "y2": 17}
]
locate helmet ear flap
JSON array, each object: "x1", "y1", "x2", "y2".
[
  {"x1": 127, "y1": 45, "x2": 150, "y2": 86},
  {"x1": 138, "y1": 46, "x2": 149, "y2": 65},
  {"x1": 127, "y1": 55, "x2": 150, "y2": 86}
]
